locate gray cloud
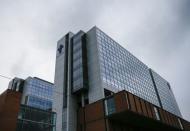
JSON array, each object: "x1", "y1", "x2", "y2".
[{"x1": 0, "y1": 0, "x2": 189, "y2": 121}]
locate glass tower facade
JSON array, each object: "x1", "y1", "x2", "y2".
[
  {"x1": 22, "y1": 77, "x2": 53, "y2": 110},
  {"x1": 150, "y1": 70, "x2": 181, "y2": 116},
  {"x1": 71, "y1": 31, "x2": 89, "y2": 93},
  {"x1": 95, "y1": 28, "x2": 160, "y2": 107}
]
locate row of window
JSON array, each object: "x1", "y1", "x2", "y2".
[
  {"x1": 100, "y1": 66, "x2": 152, "y2": 85},
  {"x1": 27, "y1": 84, "x2": 52, "y2": 97},
  {"x1": 98, "y1": 43, "x2": 145, "y2": 69},
  {"x1": 96, "y1": 29, "x2": 160, "y2": 107},
  {"x1": 73, "y1": 78, "x2": 83, "y2": 91},
  {"x1": 27, "y1": 96, "x2": 52, "y2": 110},
  {"x1": 72, "y1": 34, "x2": 84, "y2": 91},
  {"x1": 152, "y1": 71, "x2": 181, "y2": 116},
  {"x1": 29, "y1": 79, "x2": 52, "y2": 87},
  {"x1": 73, "y1": 50, "x2": 82, "y2": 61},
  {"x1": 17, "y1": 105, "x2": 56, "y2": 125}
]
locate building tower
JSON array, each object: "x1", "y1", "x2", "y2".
[{"x1": 53, "y1": 26, "x2": 181, "y2": 131}]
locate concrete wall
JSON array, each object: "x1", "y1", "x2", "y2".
[
  {"x1": 53, "y1": 32, "x2": 78, "y2": 131},
  {"x1": 53, "y1": 34, "x2": 68, "y2": 131}
]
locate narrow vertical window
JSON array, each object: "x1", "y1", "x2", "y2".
[
  {"x1": 125, "y1": 93, "x2": 130, "y2": 109},
  {"x1": 154, "y1": 106, "x2": 160, "y2": 120},
  {"x1": 105, "y1": 97, "x2": 116, "y2": 115},
  {"x1": 178, "y1": 118, "x2": 184, "y2": 130}
]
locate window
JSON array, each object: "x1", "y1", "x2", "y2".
[
  {"x1": 97, "y1": 29, "x2": 161, "y2": 107},
  {"x1": 125, "y1": 93, "x2": 130, "y2": 109},
  {"x1": 178, "y1": 118, "x2": 184, "y2": 130},
  {"x1": 154, "y1": 106, "x2": 160, "y2": 120},
  {"x1": 105, "y1": 97, "x2": 116, "y2": 115}
]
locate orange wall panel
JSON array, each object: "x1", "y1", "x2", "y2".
[
  {"x1": 128, "y1": 93, "x2": 136, "y2": 112},
  {"x1": 134, "y1": 96, "x2": 142, "y2": 115},
  {"x1": 145, "y1": 102, "x2": 153, "y2": 119},
  {"x1": 0, "y1": 90, "x2": 22, "y2": 131},
  {"x1": 86, "y1": 119, "x2": 106, "y2": 131},
  {"x1": 85, "y1": 101, "x2": 104, "y2": 123},
  {"x1": 115, "y1": 92, "x2": 129, "y2": 113},
  {"x1": 140, "y1": 99, "x2": 148, "y2": 117}
]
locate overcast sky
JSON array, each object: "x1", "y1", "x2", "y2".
[{"x1": 0, "y1": 0, "x2": 189, "y2": 121}]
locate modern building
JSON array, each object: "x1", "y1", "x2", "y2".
[
  {"x1": 0, "y1": 77, "x2": 56, "y2": 131},
  {"x1": 53, "y1": 26, "x2": 184, "y2": 131},
  {"x1": 21, "y1": 77, "x2": 53, "y2": 110}
]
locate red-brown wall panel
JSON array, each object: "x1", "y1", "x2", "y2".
[
  {"x1": 86, "y1": 119, "x2": 106, "y2": 131},
  {"x1": 114, "y1": 92, "x2": 128, "y2": 112},
  {"x1": 163, "y1": 110, "x2": 170, "y2": 125},
  {"x1": 85, "y1": 101, "x2": 104, "y2": 123},
  {"x1": 140, "y1": 99, "x2": 148, "y2": 117},
  {"x1": 0, "y1": 90, "x2": 21, "y2": 131},
  {"x1": 174, "y1": 116, "x2": 180, "y2": 129},
  {"x1": 149, "y1": 104, "x2": 156, "y2": 120},
  {"x1": 158, "y1": 109, "x2": 166, "y2": 124},
  {"x1": 128, "y1": 93, "x2": 136, "y2": 112},
  {"x1": 78, "y1": 108, "x2": 85, "y2": 125},
  {"x1": 172, "y1": 115, "x2": 179, "y2": 128},
  {"x1": 168, "y1": 113, "x2": 175, "y2": 127},
  {"x1": 134, "y1": 96, "x2": 142, "y2": 115},
  {"x1": 166, "y1": 111, "x2": 173, "y2": 126},
  {"x1": 145, "y1": 102, "x2": 153, "y2": 119}
]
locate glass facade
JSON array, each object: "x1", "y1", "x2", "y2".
[
  {"x1": 95, "y1": 28, "x2": 160, "y2": 107},
  {"x1": 71, "y1": 31, "x2": 88, "y2": 93},
  {"x1": 27, "y1": 95, "x2": 52, "y2": 110},
  {"x1": 151, "y1": 70, "x2": 181, "y2": 116},
  {"x1": 16, "y1": 105, "x2": 56, "y2": 131},
  {"x1": 105, "y1": 97, "x2": 116, "y2": 115},
  {"x1": 23, "y1": 77, "x2": 53, "y2": 110},
  {"x1": 72, "y1": 32, "x2": 84, "y2": 92}
]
